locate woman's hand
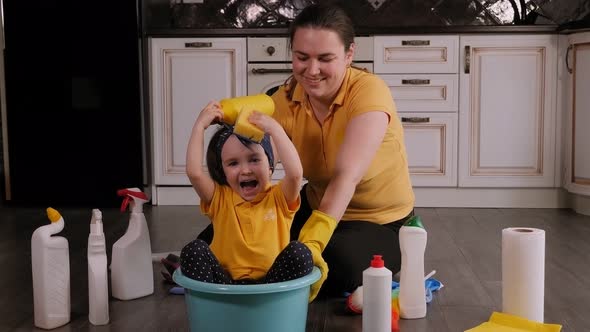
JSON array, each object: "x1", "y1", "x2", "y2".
[{"x1": 298, "y1": 210, "x2": 338, "y2": 302}]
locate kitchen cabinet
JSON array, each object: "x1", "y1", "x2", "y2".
[
  {"x1": 458, "y1": 35, "x2": 558, "y2": 187},
  {"x1": 149, "y1": 38, "x2": 247, "y2": 204},
  {"x1": 563, "y1": 31, "x2": 590, "y2": 214},
  {"x1": 375, "y1": 36, "x2": 459, "y2": 187},
  {"x1": 146, "y1": 33, "x2": 566, "y2": 207}
]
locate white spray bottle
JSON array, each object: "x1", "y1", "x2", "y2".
[
  {"x1": 31, "y1": 207, "x2": 70, "y2": 329},
  {"x1": 88, "y1": 209, "x2": 109, "y2": 325},
  {"x1": 110, "y1": 188, "x2": 154, "y2": 300}
]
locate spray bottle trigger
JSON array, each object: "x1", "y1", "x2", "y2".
[
  {"x1": 116, "y1": 188, "x2": 148, "y2": 200},
  {"x1": 117, "y1": 188, "x2": 149, "y2": 212},
  {"x1": 120, "y1": 196, "x2": 131, "y2": 212}
]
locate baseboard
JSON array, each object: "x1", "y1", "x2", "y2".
[
  {"x1": 569, "y1": 193, "x2": 590, "y2": 216},
  {"x1": 154, "y1": 186, "x2": 200, "y2": 205}
]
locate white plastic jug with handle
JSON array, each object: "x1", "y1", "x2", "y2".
[
  {"x1": 31, "y1": 207, "x2": 71, "y2": 329},
  {"x1": 110, "y1": 188, "x2": 154, "y2": 300},
  {"x1": 88, "y1": 209, "x2": 109, "y2": 325}
]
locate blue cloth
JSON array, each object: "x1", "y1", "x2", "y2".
[
  {"x1": 391, "y1": 278, "x2": 443, "y2": 303},
  {"x1": 169, "y1": 286, "x2": 185, "y2": 295}
]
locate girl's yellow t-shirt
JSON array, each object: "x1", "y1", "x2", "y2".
[{"x1": 200, "y1": 183, "x2": 299, "y2": 280}]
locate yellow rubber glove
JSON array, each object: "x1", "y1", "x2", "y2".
[{"x1": 298, "y1": 210, "x2": 338, "y2": 302}]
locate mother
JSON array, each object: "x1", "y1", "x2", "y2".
[{"x1": 270, "y1": 3, "x2": 415, "y2": 300}]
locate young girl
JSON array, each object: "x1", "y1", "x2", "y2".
[{"x1": 181, "y1": 101, "x2": 313, "y2": 285}]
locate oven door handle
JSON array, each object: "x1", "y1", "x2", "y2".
[{"x1": 251, "y1": 68, "x2": 293, "y2": 74}]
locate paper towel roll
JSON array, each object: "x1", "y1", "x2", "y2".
[{"x1": 502, "y1": 227, "x2": 545, "y2": 323}]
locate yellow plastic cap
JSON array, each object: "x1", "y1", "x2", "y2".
[{"x1": 46, "y1": 207, "x2": 62, "y2": 223}]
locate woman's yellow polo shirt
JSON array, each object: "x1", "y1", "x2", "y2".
[{"x1": 272, "y1": 67, "x2": 414, "y2": 224}]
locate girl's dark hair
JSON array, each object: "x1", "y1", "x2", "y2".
[
  {"x1": 284, "y1": 3, "x2": 355, "y2": 100},
  {"x1": 206, "y1": 125, "x2": 274, "y2": 185}
]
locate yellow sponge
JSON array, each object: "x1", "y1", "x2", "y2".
[
  {"x1": 219, "y1": 94, "x2": 274, "y2": 125},
  {"x1": 465, "y1": 312, "x2": 562, "y2": 332},
  {"x1": 233, "y1": 106, "x2": 266, "y2": 142}
]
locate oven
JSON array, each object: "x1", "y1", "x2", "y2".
[
  {"x1": 247, "y1": 37, "x2": 374, "y2": 180},
  {"x1": 247, "y1": 37, "x2": 374, "y2": 95}
]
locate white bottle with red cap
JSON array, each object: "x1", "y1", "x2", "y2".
[
  {"x1": 110, "y1": 188, "x2": 154, "y2": 300},
  {"x1": 362, "y1": 255, "x2": 392, "y2": 332}
]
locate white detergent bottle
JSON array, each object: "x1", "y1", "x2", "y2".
[
  {"x1": 399, "y1": 216, "x2": 427, "y2": 319},
  {"x1": 362, "y1": 255, "x2": 392, "y2": 332},
  {"x1": 110, "y1": 188, "x2": 154, "y2": 300},
  {"x1": 31, "y1": 207, "x2": 70, "y2": 329},
  {"x1": 88, "y1": 209, "x2": 109, "y2": 325}
]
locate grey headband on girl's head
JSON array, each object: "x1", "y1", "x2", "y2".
[{"x1": 215, "y1": 124, "x2": 275, "y2": 172}]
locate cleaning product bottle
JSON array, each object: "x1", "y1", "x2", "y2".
[
  {"x1": 31, "y1": 207, "x2": 70, "y2": 329},
  {"x1": 87, "y1": 209, "x2": 109, "y2": 325},
  {"x1": 398, "y1": 216, "x2": 427, "y2": 319},
  {"x1": 362, "y1": 255, "x2": 392, "y2": 332},
  {"x1": 110, "y1": 188, "x2": 154, "y2": 300}
]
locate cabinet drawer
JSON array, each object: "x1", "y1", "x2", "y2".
[
  {"x1": 374, "y1": 35, "x2": 458, "y2": 73},
  {"x1": 401, "y1": 113, "x2": 458, "y2": 187},
  {"x1": 381, "y1": 74, "x2": 458, "y2": 112}
]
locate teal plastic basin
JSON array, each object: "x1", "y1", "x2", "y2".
[{"x1": 173, "y1": 267, "x2": 321, "y2": 332}]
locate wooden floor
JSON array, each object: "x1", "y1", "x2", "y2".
[{"x1": 2, "y1": 204, "x2": 589, "y2": 331}]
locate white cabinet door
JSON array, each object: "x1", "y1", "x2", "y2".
[
  {"x1": 458, "y1": 35, "x2": 558, "y2": 187},
  {"x1": 564, "y1": 32, "x2": 590, "y2": 196},
  {"x1": 150, "y1": 38, "x2": 247, "y2": 185},
  {"x1": 401, "y1": 113, "x2": 458, "y2": 187}
]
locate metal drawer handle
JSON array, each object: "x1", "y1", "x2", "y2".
[
  {"x1": 402, "y1": 79, "x2": 430, "y2": 85},
  {"x1": 401, "y1": 40, "x2": 430, "y2": 46},
  {"x1": 251, "y1": 68, "x2": 293, "y2": 74},
  {"x1": 402, "y1": 117, "x2": 430, "y2": 123},
  {"x1": 464, "y1": 45, "x2": 470, "y2": 74},
  {"x1": 185, "y1": 42, "x2": 213, "y2": 48},
  {"x1": 566, "y1": 44, "x2": 573, "y2": 74}
]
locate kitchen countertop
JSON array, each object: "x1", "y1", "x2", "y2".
[
  {"x1": 556, "y1": 18, "x2": 590, "y2": 33},
  {"x1": 144, "y1": 25, "x2": 561, "y2": 38}
]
